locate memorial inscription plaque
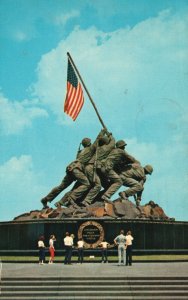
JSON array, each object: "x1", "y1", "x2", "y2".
[{"x1": 78, "y1": 221, "x2": 104, "y2": 248}]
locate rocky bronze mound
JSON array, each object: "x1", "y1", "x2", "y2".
[{"x1": 14, "y1": 199, "x2": 174, "y2": 221}]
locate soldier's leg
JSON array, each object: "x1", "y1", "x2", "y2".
[
  {"x1": 98, "y1": 168, "x2": 110, "y2": 189},
  {"x1": 102, "y1": 170, "x2": 123, "y2": 199},
  {"x1": 123, "y1": 178, "x2": 143, "y2": 196},
  {"x1": 119, "y1": 177, "x2": 143, "y2": 205},
  {"x1": 68, "y1": 168, "x2": 90, "y2": 202},
  {"x1": 41, "y1": 173, "x2": 74, "y2": 207},
  {"x1": 54, "y1": 191, "x2": 71, "y2": 208},
  {"x1": 135, "y1": 188, "x2": 144, "y2": 206},
  {"x1": 55, "y1": 182, "x2": 80, "y2": 207},
  {"x1": 82, "y1": 164, "x2": 102, "y2": 205}
]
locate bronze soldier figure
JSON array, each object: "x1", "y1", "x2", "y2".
[
  {"x1": 82, "y1": 131, "x2": 115, "y2": 206},
  {"x1": 41, "y1": 159, "x2": 90, "y2": 209},
  {"x1": 101, "y1": 140, "x2": 140, "y2": 202},
  {"x1": 119, "y1": 164, "x2": 153, "y2": 206},
  {"x1": 41, "y1": 129, "x2": 105, "y2": 209}
]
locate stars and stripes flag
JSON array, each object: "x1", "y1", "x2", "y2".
[{"x1": 64, "y1": 59, "x2": 84, "y2": 121}]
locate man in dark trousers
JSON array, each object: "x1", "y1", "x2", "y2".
[
  {"x1": 64, "y1": 232, "x2": 73, "y2": 265},
  {"x1": 99, "y1": 239, "x2": 109, "y2": 263},
  {"x1": 125, "y1": 231, "x2": 134, "y2": 266}
]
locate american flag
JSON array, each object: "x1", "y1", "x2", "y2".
[{"x1": 64, "y1": 59, "x2": 84, "y2": 121}]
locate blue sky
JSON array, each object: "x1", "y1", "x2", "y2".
[{"x1": 0, "y1": 0, "x2": 188, "y2": 221}]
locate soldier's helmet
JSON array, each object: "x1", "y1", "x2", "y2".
[
  {"x1": 82, "y1": 138, "x2": 91, "y2": 147},
  {"x1": 98, "y1": 136, "x2": 109, "y2": 146},
  {"x1": 116, "y1": 140, "x2": 127, "y2": 148},
  {"x1": 144, "y1": 165, "x2": 153, "y2": 175}
]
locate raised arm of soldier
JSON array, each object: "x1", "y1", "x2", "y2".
[
  {"x1": 122, "y1": 149, "x2": 140, "y2": 167},
  {"x1": 76, "y1": 128, "x2": 108, "y2": 167},
  {"x1": 97, "y1": 131, "x2": 116, "y2": 161}
]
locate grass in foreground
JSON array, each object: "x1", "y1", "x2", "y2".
[{"x1": 1, "y1": 255, "x2": 188, "y2": 262}]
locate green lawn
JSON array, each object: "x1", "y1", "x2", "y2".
[{"x1": 1, "y1": 255, "x2": 188, "y2": 262}]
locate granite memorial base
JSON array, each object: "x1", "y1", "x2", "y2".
[{"x1": 0, "y1": 218, "x2": 188, "y2": 256}]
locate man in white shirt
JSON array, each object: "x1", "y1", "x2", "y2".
[
  {"x1": 38, "y1": 235, "x2": 46, "y2": 265},
  {"x1": 64, "y1": 232, "x2": 73, "y2": 265},
  {"x1": 99, "y1": 239, "x2": 109, "y2": 263},
  {"x1": 125, "y1": 231, "x2": 134, "y2": 266},
  {"x1": 114, "y1": 230, "x2": 126, "y2": 266},
  {"x1": 77, "y1": 238, "x2": 84, "y2": 264}
]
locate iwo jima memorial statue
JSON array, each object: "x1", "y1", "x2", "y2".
[
  {"x1": 16, "y1": 53, "x2": 166, "y2": 221},
  {"x1": 2, "y1": 53, "x2": 187, "y2": 253}
]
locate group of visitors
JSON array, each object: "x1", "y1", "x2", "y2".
[
  {"x1": 38, "y1": 234, "x2": 56, "y2": 265},
  {"x1": 114, "y1": 230, "x2": 133, "y2": 266},
  {"x1": 38, "y1": 230, "x2": 134, "y2": 266}
]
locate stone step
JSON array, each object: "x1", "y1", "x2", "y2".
[
  {"x1": 2, "y1": 276, "x2": 188, "y2": 280},
  {"x1": 1, "y1": 297, "x2": 188, "y2": 300},
  {"x1": 1, "y1": 277, "x2": 187, "y2": 300},
  {"x1": 2, "y1": 285, "x2": 188, "y2": 291},
  {"x1": 1, "y1": 291, "x2": 188, "y2": 297},
  {"x1": 2, "y1": 280, "x2": 188, "y2": 286}
]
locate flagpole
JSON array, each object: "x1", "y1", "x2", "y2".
[{"x1": 67, "y1": 52, "x2": 107, "y2": 129}]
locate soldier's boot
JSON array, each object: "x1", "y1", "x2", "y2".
[
  {"x1": 119, "y1": 192, "x2": 128, "y2": 201},
  {"x1": 54, "y1": 202, "x2": 61, "y2": 209},
  {"x1": 69, "y1": 198, "x2": 80, "y2": 209},
  {"x1": 55, "y1": 191, "x2": 71, "y2": 208},
  {"x1": 101, "y1": 195, "x2": 111, "y2": 204},
  {"x1": 82, "y1": 200, "x2": 90, "y2": 207},
  {"x1": 41, "y1": 198, "x2": 49, "y2": 209},
  {"x1": 136, "y1": 197, "x2": 141, "y2": 207}
]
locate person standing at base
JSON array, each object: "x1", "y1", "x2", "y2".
[
  {"x1": 38, "y1": 235, "x2": 46, "y2": 265},
  {"x1": 99, "y1": 239, "x2": 109, "y2": 263},
  {"x1": 77, "y1": 238, "x2": 85, "y2": 264},
  {"x1": 49, "y1": 235, "x2": 56, "y2": 264},
  {"x1": 64, "y1": 232, "x2": 73, "y2": 265},
  {"x1": 114, "y1": 230, "x2": 127, "y2": 266},
  {"x1": 125, "y1": 231, "x2": 134, "y2": 266}
]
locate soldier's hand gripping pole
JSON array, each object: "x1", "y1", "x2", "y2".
[{"x1": 76, "y1": 142, "x2": 82, "y2": 159}]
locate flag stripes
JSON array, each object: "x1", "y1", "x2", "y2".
[{"x1": 64, "y1": 59, "x2": 84, "y2": 121}]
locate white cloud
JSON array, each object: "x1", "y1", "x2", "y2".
[
  {"x1": 0, "y1": 155, "x2": 33, "y2": 179},
  {"x1": 0, "y1": 155, "x2": 47, "y2": 221},
  {"x1": 0, "y1": 93, "x2": 48, "y2": 135},
  {"x1": 54, "y1": 10, "x2": 80, "y2": 26},
  {"x1": 33, "y1": 10, "x2": 188, "y2": 126}
]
